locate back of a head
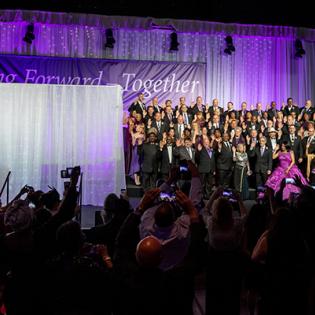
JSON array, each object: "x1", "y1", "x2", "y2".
[
  {"x1": 41, "y1": 189, "x2": 60, "y2": 210},
  {"x1": 103, "y1": 193, "x2": 120, "y2": 215},
  {"x1": 212, "y1": 197, "x2": 234, "y2": 228},
  {"x1": 4, "y1": 200, "x2": 33, "y2": 232},
  {"x1": 28, "y1": 190, "x2": 44, "y2": 208},
  {"x1": 56, "y1": 220, "x2": 84, "y2": 255},
  {"x1": 154, "y1": 202, "x2": 175, "y2": 228},
  {"x1": 136, "y1": 236, "x2": 162, "y2": 268}
]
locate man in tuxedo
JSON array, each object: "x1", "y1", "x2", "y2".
[
  {"x1": 267, "y1": 128, "x2": 280, "y2": 153},
  {"x1": 144, "y1": 106, "x2": 155, "y2": 126},
  {"x1": 195, "y1": 138, "x2": 216, "y2": 198},
  {"x1": 238, "y1": 102, "x2": 248, "y2": 119},
  {"x1": 151, "y1": 112, "x2": 169, "y2": 141},
  {"x1": 282, "y1": 125, "x2": 303, "y2": 164},
  {"x1": 246, "y1": 115, "x2": 260, "y2": 133},
  {"x1": 174, "y1": 115, "x2": 186, "y2": 140},
  {"x1": 267, "y1": 101, "x2": 278, "y2": 120},
  {"x1": 283, "y1": 97, "x2": 299, "y2": 117},
  {"x1": 223, "y1": 101, "x2": 237, "y2": 119},
  {"x1": 174, "y1": 137, "x2": 196, "y2": 164},
  {"x1": 159, "y1": 136, "x2": 176, "y2": 180},
  {"x1": 128, "y1": 93, "x2": 146, "y2": 114},
  {"x1": 138, "y1": 132, "x2": 160, "y2": 191},
  {"x1": 191, "y1": 96, "x2": 206, "y2": 116},
  {"x1": 248, "y1": 136, "x2": 272, "y2": 187},
  {"x1": 210, "y1": 114, "x2": 222, "y2": 132},
  {"x1": 216, "y1": 132, "x2": 233, "y2": 187},
  {"x1": 209, "y1": 98, "x2": 224, "y2": 116},
  {"x1": 251, "y1": 102, "x2": 264, "y2": 117}
]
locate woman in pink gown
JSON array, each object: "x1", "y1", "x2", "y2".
[{"x1": 265, "y1": 142, "x2": 308, "y2": 200}]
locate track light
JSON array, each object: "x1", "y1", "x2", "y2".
[
  {"x1": 170, "y1": 32, "x2": 179, "y2": 51},
  {"x1": 224, "y1": 36, "x2": 235, "y2": 55},
  {"x1": 295, "y1": 39, "x2": 305, "y2": 58},
  {"x1": 23, "y1": 23, "x2": 35, "y2": 44},
  {"x1": 105, "y1": 28, "x2": 116, "y2": 49}
]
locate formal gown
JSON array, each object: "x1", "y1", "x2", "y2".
[
  {"x1": 128, "y1": 134, "x2": 144, "y2": 177},
  {"x1": 265, "y1": 152, "x2": 308, "y2": 199}
]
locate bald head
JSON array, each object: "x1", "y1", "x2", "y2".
[{"x1": 136, "y1": 236, "x2": 162, "y2": 268}]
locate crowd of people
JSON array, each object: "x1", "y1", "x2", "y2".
[
  {"x1": 125, "y1": 94, "x2": 315, "y2": 199},
  {"x1": 0, "y1": 161, "x2": 314, "y2": 315}
]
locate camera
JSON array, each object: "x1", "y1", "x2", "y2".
[
  {"x1": 222, "y1": 190, "x2": 233, "y2": 197},
  {"x1": 60, "y1": 166, "x2": 81, "y2": 178},
  {"x1": 24, "y1": 185, "x2": 34, "y2": 192}
]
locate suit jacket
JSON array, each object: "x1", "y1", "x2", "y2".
[
  {"x1": 128, "y1": 101, "x2": 146, "y2": 114},
  {"x1": 251, "y1": 109, "x2": 264, "y2": 117},
  {"x1": 302, "y1": 136, "x2": 315, "y2": 156},
  {"x1": 266, "y1": 137, "x2": 280, "y2": 152},
  {"x1": 138, "y1": 142, "x2": 160, "y2": 173},
  {"x1": 191, "y1": 104, "x2": 206, "y2": 116},
  {"x1": 216, "y1": 142, "x2": 233, "y2": 170},
  {"x1": 195, "y1": 147, "x2": 216, "y2": 173},
  {"x1": 208, "y1": 106, "x2": 224, "y2": 116},
  {"x1": 160, "y1": 145, "x2": 176, "y2": 174},
  {"x1": 282, "y1": 134, "x2": 303, "y2": 160},
  {"x1": 163, "y1": 112, "x2": 176, "y2": 125},
  {"x1": 283, "y1": 105, "x2": 300, "y2": 117},
  {"x1": 151, "y1": 120, "x2": 169, "y2": 141},
  {"x1": 267, "y1": 108, "x2": 278, "y2": 120},
  {"x1": 180, "y1": 111, "x2": 193, "y2": 125},
  {"x1": 231, "y1": 136, "x2": 245, "y2": 147},
  {"x1": 238, "y1": 110, "x2": 249, "y2": 119},
  {"x1": 153, "y1": 105, "x2": 162, "y2": 113},
  {"x1": 174, "y1": 123, "x2": 186, "y2": 139},
  {"x1": 174, "y1": 146, "x2": 196, "y2": 163},
  {"x1": 299, "y1": 106, "x2": 314, "y2": 118},
  {"x1": 248, "y1": 146, "x2": 272, "y2": 172}
]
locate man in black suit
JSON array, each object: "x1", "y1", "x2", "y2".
[
  {"x1": 128, "y1": 93, "x2": 146, "y2": 114},
  {"x1": 208, "y1": 98, "x2": 224, "y2": 116},
  {"x1": 298, "y1": 100, "x2": 314, "y2": 121},
  {"x1": 223, "y1": 101, "x2": 237, "y2": 119},
  {"x1": 180, "y1": 105, "x2": 193, "y2": 125},
  {"x1": 151, "y1": 112, "x2": 169, "y2": 141},
  {"x1": 282, "y1": 97, "x2": 299, "y2": 117},
  {"x1": 152, "y1": 96, "x2": 162, "y2": 113},
  {"x1": 159, "y1": 137, "x2": 176, "y2": 180},
  {"x1": 163, "y1": 105, "x2": 176, "y2": 126},
  {"x1": 174, "y1": 137, "x2": 196, "y2": 164},
  {"x1": 238, "y1": 102, "x2": 248, "y2": 119},
  {"x1": 248, "y1": 136, "x2": 272, "y2": 187},
  {"x1": 196, "y1": 138, "x2": 216, "y2": 198},
  {"x1": 174, "y1": 115, "x2": 186, "y2": 140},
  {"x1": 267, "y1": 101, "x2": 278, "y2": 120},
  {"x1": 251, "y1": 102, "x2": 264, "y2": 117},
  {"x1": 282, "y1": 125, "x2": 303, "y2": 164},
  {"x1": 191, "y1": 96, "x2": 206, "y2": 116},
  {"x1": 302, "y1": 123, "x2": 315, "y2": 174},
  {"x1": 216, "y1": 132, "x2": 233, "y2": 187},
  {"x1": 138, "y1": 132, "x2": 160, "y2": 191}
]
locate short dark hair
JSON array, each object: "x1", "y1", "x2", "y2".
[{"x1": 154, "y1": 202, "x2": 175, "y2": 228}]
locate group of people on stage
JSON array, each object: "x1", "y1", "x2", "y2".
[{"x1": 125, "y1": 93, "x2": 315, "y2": 199}]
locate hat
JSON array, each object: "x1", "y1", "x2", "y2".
[
  {"x1": 268, "y1": 127, "x2": 278, "y2": 133},
  {"x1": 147, "y1": 127, "x2": 158, "y2": 136}
]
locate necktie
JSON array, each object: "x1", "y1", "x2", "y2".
[
  {"x1": 158, "y1": 122, "x2": 161, "y2": 131},
  {"x1": 180, "y1": 124, "x2": 183, "y2": 137},
  {"x1": 184, "y1": 113, "x2": 188, "y2": 124},
  {"x1": 187, "y1": 147, "x2": 192, "y2": 159},
  {"x1": 260, "y1": 147, "x2": 264, "y2": 156},
  {"x1": 291, "y1": 135, "x2": 294, "y2": 142},
  {"x1": 307, "y1": 137, "x2": 312, "y2": 145},
  {"x1": 207, "y1": 148, "x2": 212, "y2": 158}
]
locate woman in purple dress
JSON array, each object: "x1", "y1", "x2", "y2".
[{"x1": 265, "y1": 141, "x2": 308, "y2": 199}]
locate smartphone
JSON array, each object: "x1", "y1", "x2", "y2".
[
  {"x1": 222, "y1": 190, "x2": 233, "y2": 197},
  {"x1": 159, "y1": 192, "x2": 176, "y2": 201},
  {"x1": 285, "y1": 178, "x2": 295, "y2": 184}
]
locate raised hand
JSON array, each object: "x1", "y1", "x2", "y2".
[
  {"x1": 197, "y1": 143, "x2": 203, "y2": 151},
  {"x1": 176, "y1": 139, "x2": 181, "y2": 147},
  {"x1": 232, "y1": 146, "x2": 236, "y2": 154},
  {"x1": 137, "y1": 188, "x2": 161, "y2": 213}
]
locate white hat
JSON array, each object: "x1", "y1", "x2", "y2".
[{"x1": 268, "y1": 127, "x2": 278, "y2": 133}]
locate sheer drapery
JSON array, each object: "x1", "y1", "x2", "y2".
[
  {"x1": 0, "y1": 19, "x2": 315, "y2": 107},
  {"x1": 0, "y1": 83, "x2": 125, "y2": 206}
]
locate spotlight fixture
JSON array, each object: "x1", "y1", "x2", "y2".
[
  {"x1": 23, "y1": 23, "x2": 35, "y2": 44},
  {"x1": 104, "y1": 28, "x2": 116, "y2": 49},
  {"x1": 170, "y1": 32, "x2": 179, "y2": 51},
  {"x1": 295, "y1": 39, "x2": 305, "y2": 58},
  {"x1": 224, "y1": 36, "x2": 235, "y2": 55}
]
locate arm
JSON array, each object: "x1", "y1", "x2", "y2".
[
  {"x1": 286, "y1": 150, "x2": 295, "y2": 173},
  {"x1": 272, "y1": 146, "x2": 280, "y2": 159},
  {"x1": 251, "y1": 230, "x2": 268, "y2": 263}
]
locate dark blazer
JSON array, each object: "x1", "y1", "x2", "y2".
[
  {"x1": 163, "y1": 112, "x2": 176, "y2": 125},
  {"x1": 248, "y1": 146, "x2": 272, "y2": 172},
  {"x1": 195, "y1": 147, "x2": 216, "y2": 173},
  {"x1": 174, "y1": 146, "x2": 196, "y2": 163},
  {"x1": 238, "y1": 109, "x2": 249, "y2": 119},
  {"x1": 138, "y1": 142, "x2": 160, "y2": 173},
  {"x1": 216, "y1": 142, "x2": 233, "y2": 170},
  {"x1": 282, "y1": 105, "x2": 300, "y2": 117},
  {"x1": 153, "y1": 105, "x2": 163, "y2": 113},
  {"x1": 160, "y1": 145, "x2": 176, "y2": 174},
  {"x1": 299, "y1": 106, "x2": 314, "y2": 117},
  {"x1": 282, "y1": 134, "x2": 303, "y2": 160},
  {"x1": 174, "y1": 123, "x2": 186, "y2": 139},
  {"x1": 151, "y1": 120, "x2": 169, "y2": 141},
  {"x1": 231, "y1": 136, "x2": 246, "y2": 147},
  {"x1": 180, "y1": 111, "x2": 193, "y2": 125},
  {"x1": 191, "y1": 104, "x2": 206, "y2": 116},
  {"x1": 208, "y1": 106, "x2": 224, "y2": 116},
  {"x1": 128, "y1": 101, "x2": 146, "y2": 114},
  {"x1": 267, "y1": 108, "x2": 278, "y2": 120},
  {"x1": 302, "y1": 136, "x2": 315, "y2": 155},
  {"x1": 251, "y1": 109, "x2": 264, "y2": 117}
]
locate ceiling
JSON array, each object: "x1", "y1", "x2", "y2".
[{"x1": 1, "y1": 0, "x2": 314, "y2": 29}]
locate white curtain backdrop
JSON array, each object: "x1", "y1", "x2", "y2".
[
  {"x1": 0, "y1": 83, "x2": 125, "y2": 206},
  {"x1": 0, "y1": 20, "x2": 315, "y2": 108}
]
